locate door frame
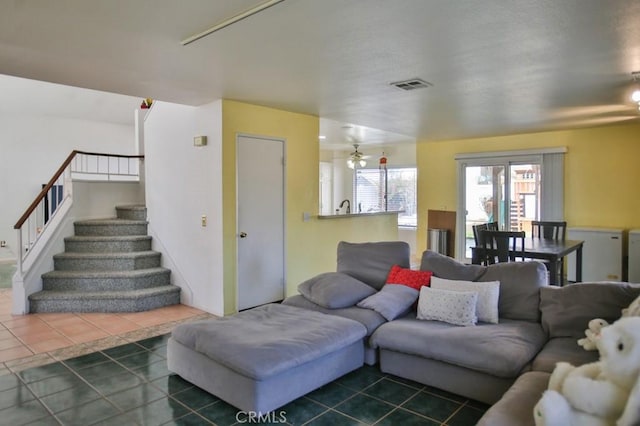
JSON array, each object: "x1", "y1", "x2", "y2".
[{"x1": 235, "y1": 133, "x2": 287, "y2": 311}]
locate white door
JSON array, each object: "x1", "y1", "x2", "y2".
[{"x1": 237, "y1": 135, "x2": 285, "y2": 310}]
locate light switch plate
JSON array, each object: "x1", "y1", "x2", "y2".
[{"x1": 194, "y1": 136, "x2": 207, "y2": 146}]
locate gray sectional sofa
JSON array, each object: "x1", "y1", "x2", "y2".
[
  {"x1": 284, "y1": 241, "x2": 640, "y2": 426},
  {"x1": 283, "y1": 240, "x2": 410, "y2": 365}
]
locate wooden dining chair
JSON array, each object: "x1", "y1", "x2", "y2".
[
  {"x1": 472, "y1": 224, "x2": 488, "y2": 246},
  {"x1": 531, "y1": 221, "x2": 567, "y2": 240},
  {"x1": 472, "y1": 222, "x2": 499, "y2": 265},
  {"x1": 481, "y1": 230, "x2": 526, "y2": 265},
  {"x1": 531, "y1": 221, "x2": 567, "y2": 285},
  {"x1": 472, "y1": 222, "x2": 499, "y2": 245}
]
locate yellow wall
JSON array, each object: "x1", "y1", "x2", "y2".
[
  {"x1": 302, "y1": 215, "x2": 399, "y2": 282},
  {"x1": 221, "y1": 100, "x2": 398, "y2": 314},
  {"x1": 221, "y1": 100, "x2": 318, "y2": 314},
  {"x1": 417, "y1": 122, "x2": 640, "y2": 254}
]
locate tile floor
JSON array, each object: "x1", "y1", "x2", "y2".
[
  {"x1": 0, "y1": 257, "x2": 488, "y2": 425},
  {"x1": 0, "y1": 289, "x2": 212, "y2": 370},
  {"x1": 0, "y1": 333, "x2": 488, "y2": 425}
]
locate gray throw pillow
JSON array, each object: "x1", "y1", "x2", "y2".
[
  {"x1": 298, "y1": 272, "x2": 376, "y2": 309},
  {"x1": 357, "y1": 284, "x2": 419, "y2": 321},
  {"x1": 420, "y1": 250, "x2": 486, "y2": 281}
]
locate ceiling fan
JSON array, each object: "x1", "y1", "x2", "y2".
[{"x1": 347, "y1": 143, "x2": 370, "y2": 169}]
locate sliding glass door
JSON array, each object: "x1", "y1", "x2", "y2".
[{"x1": 459, "y1": 156, "x2": 541, "y2": 261}]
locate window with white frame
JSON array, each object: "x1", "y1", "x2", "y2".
[{"x1": 354, "y1": 167, "x2": 417, "y2": 227}]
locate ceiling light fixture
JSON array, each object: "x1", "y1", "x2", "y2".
[
  {"x1": 181, "y1": 0, "x2": 286, "y2": 46},
  {"x1": 347, "y1": 144, "x2": 366, "y2": 169}
]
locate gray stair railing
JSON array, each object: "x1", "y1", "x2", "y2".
[{"x1": 14, "y1": 150, "x2": 144, "y2": 274}]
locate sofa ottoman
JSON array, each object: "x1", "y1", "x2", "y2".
[
  {"x1": 167, "y1": 304, "x2": 367, "y2": 413},
  {"x1": 282, "y1": 294, "x2": 386, "y2": 365}
]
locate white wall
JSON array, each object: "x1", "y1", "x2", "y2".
[
  {"x1": 144, "y1": 101, "x2": 224, "y2": 316},
  {"x1": 72, "y1": 181, "x2": 143, "y2": 219},
  {"x1": 0, "y1": 113, "x2": 135, "y2": 251}
]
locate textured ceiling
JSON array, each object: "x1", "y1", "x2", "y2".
[{"x1": 0, "y1": 0, "x2": 639, "y2": 143}]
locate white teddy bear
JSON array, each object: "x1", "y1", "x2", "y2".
[
  {"x1": 534, "y1": 317, "x2": 640, "y2": 426},
  {"x1": 578, "y1": 295, "x2": 640, "y2": 351},
  {"x1": 577, "y1": 318, "x2": 609, "y2": 351},
  {"x1": 622, "y1": 294, "x2": 640, "y2": 317}
]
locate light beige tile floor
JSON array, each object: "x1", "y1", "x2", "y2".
[{"x1": 0, "y1": 288, "x2": 215, "y2": 373}]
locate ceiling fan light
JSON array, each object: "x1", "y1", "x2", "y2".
[
  {"x1": 347, "y1": 159, "x2": 355, "y2": 169},
  {"x1": 632, "y1": 89, "x2": 640, "y2": 103},
  {"x1": 359, "y1": 159, "x2": 367, "y2": 168}
]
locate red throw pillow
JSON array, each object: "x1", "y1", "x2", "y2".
[{"x1": 385, "y1": 265, "x2": 432, "y2": 290}]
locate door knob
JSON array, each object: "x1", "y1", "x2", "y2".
[{"x1": 239, "y1": 232, "x2": 247, "y2": 238}]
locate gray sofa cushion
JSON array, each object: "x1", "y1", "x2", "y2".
[
  {"x1": 420, "y1": 250, "x2": 548, "y2": 322},
  {"x1": 357, "y1": 284, "x2": 418, "y2": 321},
  {"x1": 532, "y1": 337, "x2": 599, "y2": 373},
  {"x1": 477, "y1": 371, "x2": 550, "y2": 426},
  {"x1": 298, "y1": 272, "x2": 376, "y2": 309},
  {"x1": 370, "y1": 316, "x2": 546, "y2": 378},
  {"x1": 540, "y1": 282, "x2": 640, "y2": 338},
  {"x1": 171, "y1": 304, "x2": 366, "y2": 380},
  {"x1": 282, "y1": 294, "x2": 386, "y2": 336},
  {"x1": 479, "y1": 261, "x2": 548, "y2": 322},
  {"x1": 337, "y1": 241, "x2": 410, "y2": 290},
  {"x1": 420, "y1": 250, "x2": 486, "y2": 281}
]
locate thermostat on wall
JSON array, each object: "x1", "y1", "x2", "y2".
[{"x1": 194, "y1": 136, "x2": 207, "y2": 146}]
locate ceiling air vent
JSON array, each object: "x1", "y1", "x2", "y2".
[{"x1": 390, "y1": 78, "x2": 433, "y2": 91}]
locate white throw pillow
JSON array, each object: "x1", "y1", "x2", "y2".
[
  {"x1": 431, "y1": 276, "x2": 500, "y2": 324},
  {"x1": 417, "y1": 287, "x2": 478, "y2": 327}
]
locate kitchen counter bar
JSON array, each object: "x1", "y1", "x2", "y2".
[{"x1": 317, "y1": 211, "x2": 401, "y2": 220}]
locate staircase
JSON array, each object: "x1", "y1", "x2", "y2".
[{"x1": 29, "y1": 205, "x2": 181, "y2": 313}]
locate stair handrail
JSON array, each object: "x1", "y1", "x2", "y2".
[{"x1": 14, "y1": 150, "x2": 144, "y2": 273}]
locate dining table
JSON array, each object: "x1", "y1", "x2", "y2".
[{"x1": 471, "y1": 238, "x2": 585, "y2": 285}]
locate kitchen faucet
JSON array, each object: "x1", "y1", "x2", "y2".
[{"x1": 339, "y1": 199, "x2": 351, "y2": 214}]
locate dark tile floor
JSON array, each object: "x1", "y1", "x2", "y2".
[{"x1": 0, "y1": 333, "x2": 488, "y2": 425}]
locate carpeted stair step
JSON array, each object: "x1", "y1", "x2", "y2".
[
  {"x1": 33, "y1": 204, "x2": 181, "y2": 314},
  {"x1": 28, "y1": 285, "x2": 181, "y2": 313},
  {"x1": 74, "y1": 219, "x2": 148, "y2": 237},
  {"x1": 42, "y1": 267, "x2": 171, "y2": 291},
  {"x1": 64, "y1": 235, "x2": 152, "y2": 253},
  {"x1": 116, "y1": 205, "x2": 147, "y2": 221},
  {"x1": 53, "y1": 251, "x2": 161, "y2": 271}
]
